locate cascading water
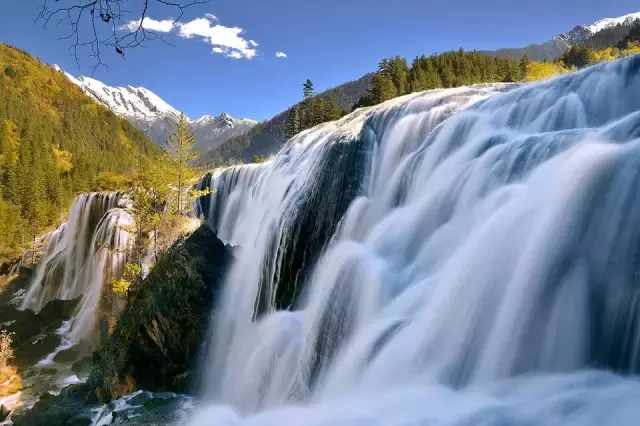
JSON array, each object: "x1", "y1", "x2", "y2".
[
  {"x1": 21, "y1": 192, "x2": 133, "y2": 342},
  {"x1": 190, "y1": 56, "x2": 640, "y2": 425}
]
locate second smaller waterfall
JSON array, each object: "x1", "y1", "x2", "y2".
[{"x1": 21, "y1": 192, "x2": 133, "y2": 342}]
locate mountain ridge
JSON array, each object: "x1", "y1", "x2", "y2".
[
  {"x1": 480, "y1": 10, "x2": 640, "y2": 60},
  {"x1": 56, "y1": 67, "x2": 257, "y2": 152}
]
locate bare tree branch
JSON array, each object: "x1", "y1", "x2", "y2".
[{"x1": 36, "y1": 0, "x2": 211, "y2": 74}]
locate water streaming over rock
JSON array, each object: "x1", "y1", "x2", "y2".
[
  {"x1": 189, "y1": 55, "x2": 640, "y2": 425},
  {"x1": 21, "y1": 192, "x2": 133, "y2": 342}
]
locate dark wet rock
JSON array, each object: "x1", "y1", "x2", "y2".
[
  {"x1": 37, "y1": 298, "x2": 80, "y2": 324},
  {"x1": 68, "y1": 416, "x2": 93, "y2": 426},
  {"x1": 11, "y1": 382, "x2": 97, "y2": 426},
  {"x1": 54, "y1": 341, "x2": 93, "y2": 364},
  {"x1": 0, "y1": 266, "x2": 33, "y2": 306},
  {"x1": 128, "y1": 391, "x2": 152, "y2": 406},
  {"x1": 0, "y1": 404, "x2": 10, "y2": 422},
  {"x1": 71, "y1": 355, "x2": 93, "y2": 375},
  {"x1": 129, "y1": 392, "x2": 153, "y2": 406},
  {"x1": 39, "y1": 367, "x2": 58, "y2": 376},
  {"x1": 23, "y1": 334, "x2": 61, "y2": 367},
  {"x1": 91, "y1": 225, "x2": 233, "y2": 401},
  {"x1": 91, "y1": 394, "x2": 185, "y2": 426},
  {"x1": 0, "y1": 259, "x2": 18, "y2": 276},
  {"x1": 122, "y1": 397, "x2": 184, "y2": 425},
  {"x1": 0, "y1": 296, "x2": 80, "y2": 369},
  {"x1": 143, "y1": 396, "x2": 174, "y2": 411},
  {"x1": 38, "y1": 392, "x2": 54, "y2": 400}
]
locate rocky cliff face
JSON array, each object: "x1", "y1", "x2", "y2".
[{"x1": 91, "y1": 225, "x2": 234, "y2": 401}]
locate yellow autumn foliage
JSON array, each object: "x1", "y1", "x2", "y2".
[
  {"x1": 52, "y1": 144, "x2": 73, "y2": 173},
  {"x1": 524, "y1": 62, "x2": 569, "y2": 82}
]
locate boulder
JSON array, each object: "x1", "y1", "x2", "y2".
[
  {"x1": 0, "y1": 297, "x2": 80, "y2": 369},
  {"x1": 71, "y1": 355, "x2": 92, "y2": 375},
  {"x1": 143, "y1": 396, "x2": 174, "y2": 411},
  {"x1": 91, "y1": 225, "x2": 233, "y2": 401},
  {"x1": 53, "y1": 341, "x2": 93, "y2": 364},
  {"x1": 0, "y1": 404, "x2": 10, "y2": 422},
  {"x1": 0, "y1": 266, "x2": 33, "y2": 306},
  {"x1": 11, "y1": 383, "x2": 97, "y2": 426}
]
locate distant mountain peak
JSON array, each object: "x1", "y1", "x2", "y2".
[
  {"x1": 554, "y1": 25, "x2": 593, "y2": 45},
  {"x1": 482, "y1": 10, "x2": 640, "y2": 61},
  {"x1": 54, "y1": 65, "x2": 257, "y2": 152},
  {"x1": 586, "y1": 11, "x2": 640, "y2": 34},
  {"x1": 554, "y1": 11, "x2": 640, "y2": 45},
  {"x1": 197, "y1": 114, "x2": 214, "y2": 122}
]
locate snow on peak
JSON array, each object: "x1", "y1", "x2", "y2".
[
  {"x1": 198, "y1": 114, "x2": 215, "y2": 123},
  {"x1": 586, "y1": 11, "x2": 640, "y2": 34},
  {"x1": 197, "y1": 112, "x2": 256, "y2": 127},
  {"x1": 59, "y1": 69, "x2": 181, "y2": 121},
  {"x1": 54, "y1": 65, "x2": 257, "y2": 151}
]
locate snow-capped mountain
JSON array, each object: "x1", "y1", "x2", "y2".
[
  {"x1": 586, "y1": 11, "x2": 640, "y2": 34},
  {"x1": 554, "y1": 25, "x2": 593, "y2": 45},
  {"x1": 58, "y1": 68, "x2": 256, "y2": 152},
  {"x1": 483, "y1": 10, "x2": 640, "y2": 61},
  {"x1": 555, "y1": 11, "x2": 640, "y2": 45}
]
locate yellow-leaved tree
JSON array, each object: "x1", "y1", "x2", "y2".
[{"x1": 524, "y1": 61, "x2": 568, "y2": 82}]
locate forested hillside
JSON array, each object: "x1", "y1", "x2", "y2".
[
  {"x1": 479, "y1": 39, "x2": 571, "y2": 62},
  {"x1": 479, "y1": 19, "x2": 640, "y2": 60},
  {"x1": 0, "y1": 43, "x2": 161, "y2": 262},
  {"x1": 584, "y1": 21, "x2": 639, "y2": 49}
]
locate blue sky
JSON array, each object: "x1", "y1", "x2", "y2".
[{"x1": 0, "y1": 0, "x2": 637, "y2": 121}]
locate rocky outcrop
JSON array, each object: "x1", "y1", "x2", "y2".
[
  {"x1": 0, "y1": 267, "x2": 80, "y2": 369},
  {"x1": 91, "y1": 225, "x2": 233, "y2": 401},
  {"x1": 11, "y1": 382, "x2": 97, "y2": 426}
]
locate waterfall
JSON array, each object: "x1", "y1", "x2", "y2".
[
  {"x1": 21, "y1": 193, "x2": 133, "y2": 342},
  {"x1": 190, "y1": 56, "x2": 640, "y2": 424}
]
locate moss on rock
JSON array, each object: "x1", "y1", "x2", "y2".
[{"x1": 91, "y1": 225, "x2": 233, "y2": 401}]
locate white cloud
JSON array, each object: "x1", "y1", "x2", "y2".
[
  {"x1": 122, "y1": 17, "x2": 175, "y2": 33},
  {"x1": 177, "y1": 15, "x2": 258, "y2": 59},
  {"x1": 275, "y1": 51, "x2": 288, "y2": 59},
  {"x1": 121, "y1": 14, "x2": 259, "y2": 60}
]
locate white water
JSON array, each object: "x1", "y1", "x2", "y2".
[
  {"x1": 21, "y1": 193, "x2": 133, "y2": 342},
  {"x1": 189, "y1": 56, "x2": 640, "y2": 425}
]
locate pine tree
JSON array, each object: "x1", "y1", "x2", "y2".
[
  {"x1": 369, "y1": 74, "x2": 398, "y2": 104},
  {"x1": 440, "y1": 65, "x2": 457, "y2": 88},
  {"x1": 504, "y1": 59, "x2": 523, "y2": 82},
  {"x1": 165, "y1": 114, "x2": 197, "y2": 215},
  {"x1": 285, "y1": 105, "x2": 301, "y2": 140},
  {"x1": 391, "y1": 56, "x2": 409, "y2": 95},
  {"x1": 379, "y1": 57, "x2": 409, "y2": 96},
  {"x1": 424, "y1": 61, "x2": 442, "y2": 89},
  {"x1": 409, "y1": 60, "x2": 428, "y2": 93},
  {"x1": 320, "y1": 95, "x2": 343, "y2": 122},
  {"x1": 520, "y1": 55, "x2": 531, "y2": 78},
  {"x1": 303, "y1": 79, "x2": 315, "y2": 100}
]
